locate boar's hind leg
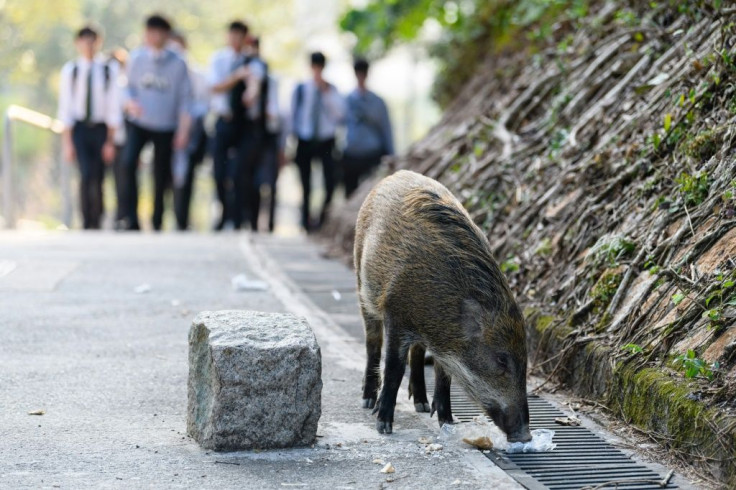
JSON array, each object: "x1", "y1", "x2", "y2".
[
  {"x1": 408, "y1": 345, "x2": 430, "y2": 413},
  {"x1": 430, "y1": 363, "x2": 454, "y2": 426},
  {"x1": 373, "y1": 315, "x2": 409, "y2": 434},
  {"x1": 361, "y1": 311, "x2": 382, "y2": 409}
]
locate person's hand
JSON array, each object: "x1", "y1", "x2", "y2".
[
  {"x1": 173, "y1": 130, "x2": 189, "y2": 151},
  {"x1": 125, "y1": 100, "x2": 144, "y2": 118},
  {"x1": 233, "y1": 65, "x2": 249, "y2": 81},
  {"x1": 102, "y1": 141, "x2": 116, "y2": 165},
  {"x1": 63, "y1": 140, "x2": 75, "y2": 163}
]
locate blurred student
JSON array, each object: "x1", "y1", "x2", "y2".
[
  {"x1": 208, "y1": 21, "x2": 264, "y2": 230},
  {"x1": 250, "y1": 37, "x2": 283, "y2": 232},
  {"x1": 57, "y1": 26, "x2": 121, "y2": 229},
  {"x1": 169, "y1": 31, "x2": 210, "y2": 231},
  {"x1": 234, "y1": 34, "x2": 268, "y2": 231},
  {"x1": 108, "y1": 48, "x2": 129, "y2": 230},
  {"x1": 291, "y1": 51, "x2": 345, "y2": 232},
  {"x1": 342, "y1": 58, "x2": 394, "y2": 198},
  {"x1": 121, "y1": 14, "x2": 191, "y2": 231}
]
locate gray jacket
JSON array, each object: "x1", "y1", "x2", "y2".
[{"x1": 123, "y1": 47, "x2": 191, "y2": 131}]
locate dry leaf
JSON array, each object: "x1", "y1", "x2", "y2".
[
  {"x1": 554, "y1": 416, "x2": 581, "y2": 426},
  {"x1": 379, "y1": 462, "x2": 395, "y2": 474},
  {"x1": 372, "y1": 458, "x2": 385, "y2": 465},
  {"x1": 28, "y1": 410, "x2": 45, "y2": 416},
  {"x1": 462, "y1": 436, "x2": 493, "y2": 450},
  {"x1": 417, "y1": 436, "x2": 432, "y2": 444}
]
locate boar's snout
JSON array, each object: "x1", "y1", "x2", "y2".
[{"x1": 485, "y1": 397, "x2": 532, "y2": 443}]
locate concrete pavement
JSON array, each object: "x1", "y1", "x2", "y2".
[{"x1": 0, "y1": 231, "x2": 520, "y2": 489}]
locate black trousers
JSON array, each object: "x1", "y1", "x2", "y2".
[
  {"x1": 173, "y1": 117, "x2": 208, "y2": 231},
  {"x1": 71, "y1": 122, "x2": 107, "y2": 229},
  {"x1": 253, "y1": 133, "x2": 279, "y2": 232},
  {"x1": 212, "y1": 118, "x2": 243, "y2": 228},
  {"x1": 295, "y1": 138, "x2": 335, "y2": 231},
  {"x1": 342, "y1": 153, "x2": 381, "y2": 199},
  {"x1": 122, "y1": 122, "x2": 175, "y2": 230},
  {"x1": 112, "y1": 143, "x2": 127, "y2": 223}
]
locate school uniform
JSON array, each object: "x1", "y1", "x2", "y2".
[
  {"x1": 291, "y1": 80, "x2": 345, "y2": 231},
  {"x1": 57, "y1": 56, "x2": 121, "y2": 229},
  {"x1": 173, "y1": 63, "x2": 210, "y2": 231},
  {"x1": 208, "y1": 48, "x2": 265, "y2": 230},
  {"x1": 121, "y1": 47, "x2": 191, "y2": 231},
  {"x1": 342, "y1": 88, "x2": 393, "y2": 198}
]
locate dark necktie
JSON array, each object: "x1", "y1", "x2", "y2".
[
  {"x1": 311, "y1": 87, "x2": 322, "y2": 142},
  {"x1": 84, "y1": 66, "x2": 93, "y2": 123}
]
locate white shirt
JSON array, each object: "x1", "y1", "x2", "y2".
[
  {"x1": 291, "y1": 80, "x2": 345, "y2": 141},
  {"x1": 57, "y1": 56, "x2": 122, "y2": 129},
  {"x1": 208, "y1": 47, "x2": 265, "y2": 118}
]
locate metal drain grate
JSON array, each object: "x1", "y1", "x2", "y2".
[{"x1": 425, "y1": 368, "x2": 677, "y2": 490}]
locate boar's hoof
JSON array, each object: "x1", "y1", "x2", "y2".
[
  {"x1": 376, "y1": 420, "x2": 393, "y2": 434},
  {"x1": 414, "y1": 402, "x2": 431, "y2": 413},
  {"x1": 362, "y1": 398, "x2": 376, "y2": 409}
]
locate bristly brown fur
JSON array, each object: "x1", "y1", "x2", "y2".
[{"x1": 354, "y1": 170, "x2": 530, "y2": 440}]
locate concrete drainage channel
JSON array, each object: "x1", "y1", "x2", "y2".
[
  {"x1": 424, "y1": 369, "x2": 678, "y2": 490},
  {"x1": 258, "y1": 237, "x2": 682, "y2": 490}
]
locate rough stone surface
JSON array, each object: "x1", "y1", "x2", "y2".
[{"x1": 187, "y1": 310, "x2": 322, "y2": 450}]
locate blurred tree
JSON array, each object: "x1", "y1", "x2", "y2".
[
  {"x1": 340, "y1": 0, "x2": 590, "y2": 107},
  {"x1": 0, "y1": 0, "x2": 301, "y2": 115}
]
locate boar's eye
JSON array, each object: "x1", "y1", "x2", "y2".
[{"x1": 495, "y1": 353, "x2": 510, "y2": 373}]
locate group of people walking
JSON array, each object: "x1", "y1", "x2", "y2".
[{"x1": 58, "y1": 15, "x2": 394, "y2": 232}]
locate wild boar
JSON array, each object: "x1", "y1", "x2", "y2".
[{"x1": 354, "y1": 170, "x2": 531, "y2": 442}]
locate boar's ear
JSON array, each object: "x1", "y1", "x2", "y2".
[{"x1": 461, "y1": 298, "x2": 484, "y2": 339}]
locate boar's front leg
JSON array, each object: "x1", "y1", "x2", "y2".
[
  {"x1": 373, "y1": 315, "x2": 408, "y2": 434},
  {"x1": 408, "y1": 344, "x2": 430, "y2": 413},
  {"x1": 430, "y1": 363, "x2": 454, "y2": 426},
  {"x1": 361, "y1": 309, "x2": 382, "y2": 409}
]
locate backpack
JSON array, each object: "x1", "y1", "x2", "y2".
[{"x1": 71, "y1": 61, "x2": 111, "y2": 91}]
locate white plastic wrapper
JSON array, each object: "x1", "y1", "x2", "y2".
[
  {"x1": 231, "y1": 274, "x2": 269, "y2": 292},
  {"x1": 506, "y1": 429, "x2": 556, "y2": 453},
  {"x1": 439, "y1": 417, "x2": 555, "y2": 453}
]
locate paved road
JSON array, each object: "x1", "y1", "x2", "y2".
[{"x1": 0, "y1": 231, "x2": 518, "y2": 489}]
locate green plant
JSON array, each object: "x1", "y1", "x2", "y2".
[
  {"x1": 592, "y1": 270, "x2": 622, "y2": 307},
  {"x1": 682, "y1": 130, "x2": 721, "y2": 161},
  {"x1": 535, "y1": 238, "x2": 553, "y2": 256},
  {"x1": 500, "y1": 256, "x2": 520, "y2": 274},
  {"x1": 590, "y1": 235, "x2": 636, "y2": 266},
  {"x1": 675, "y1": 171, "x2": 709, "y2": 206},
  {"x1": 700, "y1": 271, "x2": 736, "y2": 329},
  {"x1": 673, "y1": 349, "x2": 718, "y2": 381},
  {"x1": 672, "y1": 292, "x2": 686, "y2": 305},
  {"x1": 622, "y1": 343, "x2": 643, "y2": 354}
]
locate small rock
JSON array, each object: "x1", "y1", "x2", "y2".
[
  {"x1": 425, "y1": 443, "x2": 443, "y2": 453},
  {"x1": 417, "y1": 436, "x2": 432, "y2": 444},
  {"x1": 372, "y1": 458, "x2": 385, "y2": 464},
  {"x1": 379, "y1": 462, "x2": 395, "y2": 474},
  {"x1": 134, "y1": 283, "x2": 151, "y2": 294}
]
